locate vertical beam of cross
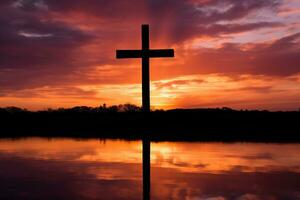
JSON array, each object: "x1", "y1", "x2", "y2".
[
  {"x1": 142, "y1": 25, "x2": 150, "y2": 112},
  {"x1": 116, "y1": 24, "x2": 174, "y2": 200}
]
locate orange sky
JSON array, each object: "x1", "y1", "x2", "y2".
[{"x1": 0, "y1": 0, "x2": 300, "y2": 110}]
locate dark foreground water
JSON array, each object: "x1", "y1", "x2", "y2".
[{"x1": 0, "y1": 138, "x2": 300, "y2": 200}]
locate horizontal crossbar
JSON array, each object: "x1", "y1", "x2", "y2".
[
  {"x1": 116, "y1": 50, "x2": 142, "y2": 59},
  {"x1": 116, "y1": 49, "x2": 174, "y2": 59},
  {"x1": 148, "y1": 49, "x2": 174, "y2": 58}
]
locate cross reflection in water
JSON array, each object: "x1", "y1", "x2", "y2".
[{"x1": 143, "y1": 137, "x2": 151, "y2": 200}]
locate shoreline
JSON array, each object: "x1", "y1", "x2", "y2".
[{"x1": 1, "y1": 108, "x2": 299, "y2": 142}]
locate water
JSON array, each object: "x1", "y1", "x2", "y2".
[{"x1": 0, "y1": 138, "x2": 300, "y2": 200}]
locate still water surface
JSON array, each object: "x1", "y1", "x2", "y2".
[{"x1": 0, "y1": 138, "x2": 300, "y2": 200}]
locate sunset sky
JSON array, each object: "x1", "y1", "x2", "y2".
[{"x1": 0, "y1": 0, "x2": 300, "y2": 110}]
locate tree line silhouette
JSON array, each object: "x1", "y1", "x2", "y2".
[{"x1": 0, "y1": 104, "x2": 299, "y2": 141}]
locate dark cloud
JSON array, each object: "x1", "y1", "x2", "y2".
[
  {"x1": 0, "y1": 86, "x2": 101, "y2": 101},
  {"x1": 0, "y1": 1, "x2": 99, "y2": 91},
  {"x1": 224, "y1": 86, "x2": 274, "y2": 93},
  {"x1": 10, "y1": 0, "x2": 49, "y2": 11},
  {"x1": 43, "y1": 0, "x2": 283, "y2": 43},
  {"x1": 149, "y1": 0, "x2": 282, "y2": 42},
  {"x1": 180, "y1": 32, "x2": 300, "y2": 76},
  {"x1": 200, "y1": 22, "x2": 282, "y2": 37}
]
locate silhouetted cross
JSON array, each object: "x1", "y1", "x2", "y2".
[{"x1": 116, "y1": 24, "x2": 174, "y2": 112}]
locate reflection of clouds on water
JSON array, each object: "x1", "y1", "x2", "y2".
[
  {"x1": 1, "y1": 138, "x2": 300, "y2": 199},
  {"x1": 0, "y1": 138, "x2": 142, "y2": 162},
  {"x1": 152, "y1": 167, "x2": 300, "y2": 200},
  {"x1": 151, "y1": 142, "x2": 300, "y2": 173},
  {"x1": 1, "y1": 138, "x2": 300, "y2": 174},
  {"x1": 227, "y1": 152, "x2": 274, "y2": 160},
  {"x1": 0, "y1": 153, "x2": 141, "y2": 200}
]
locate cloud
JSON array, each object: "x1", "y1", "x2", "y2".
[
  {"x1": 154, "y1": 79, "x2": 205, "y2": 90},
  {"x1": 12, "y1": 0, "x2": 49, "y2": 11},
  {"x1": 236, "y1": 194, "x2": 261, "y2": 200},
  {"x1": 0, "y1": 2, "x2": 98, "y2": 91},
  {"x1": 41, "y1": 0, "x2": 283, "y2": 43},
  {"x1": 181, "y1": 32, "x2": 300, "y2": 76},
  {"x1": 1, "y1": 86, "x2": 100, "y2": 99}
]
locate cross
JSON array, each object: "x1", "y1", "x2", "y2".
[
  {"x1": 116, "y1": 24, "x2": 174, "y2": 200},
  {"x1": 116, "y1": 24, "x2": 174, "y2": 112}
]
